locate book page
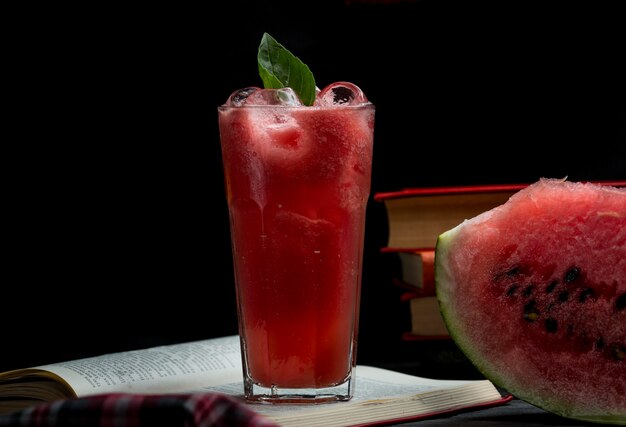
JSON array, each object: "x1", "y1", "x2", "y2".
[
  {"x1": 200, "y1": 365, "x2": 477, "y2": 400},
  {"x1": 36, "y1": 335, "x2": 243, "y2": 396},
  {"x1": 409, "y1": 297, "x2": 450, "y2": 336},
  {"x1": 385, "y1": 191, "x2": 516, "y2": 248},
  {"x1": 198, "y1": 365, "x2": 502, "y2": 426},
  {"x1": 263, "y1": 380, "x2": 502, "y2": 427}
]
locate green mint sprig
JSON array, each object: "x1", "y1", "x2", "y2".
[{"x1": 257, "y1": 32, "x2": 316, "y2": 106}]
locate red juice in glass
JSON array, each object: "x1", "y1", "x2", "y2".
[{"x1": 218, "y1": 83, "x2": 374, "y2": 402}]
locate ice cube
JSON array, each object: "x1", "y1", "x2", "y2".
[
  {"x1": 245, "y1": 87, "x2": 304, "y2": 106},
  {"x1": 314, "y1": 82, "x2": 368, "y2": 107},
  {"x1": 224, "y1": 87, "x2": 304, "y2": 107},
  {"x1": 225, "y1": 87, "x2": 261, "y2": 107}
]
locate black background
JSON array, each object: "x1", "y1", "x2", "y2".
[{"x1": 3, "y1": 0, "x2": 624, "y2": 377}]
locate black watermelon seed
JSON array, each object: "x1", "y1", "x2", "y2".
[
  {"x1": 611, "y1": 345, "x2": 625, "y2": 361},
  {"x1": 523, "y1": 285, "x2": 535, "y2": 297},
  {"x1": 616, "y1": 293, "x2": 626, "y2": 311},
  {"x1": 558, "y1": 291, "x2": 570, "y2": 302},
  {"x1": 545, "y1": 318, "x2": 558, "y2": 333},
  {"x1": 545, "y1": 280, "x2": 558, "y2": 293},
  {"x1": 578, "y1": 288, "x2": 595, "y2": 303},
  {"x1": 564, "y1": 267, "x2": 580, "y2": 283},
  {"x1": 506, "y1": 284, "x2": 520, "y2": 297},
  {"x1": 507, "y1": 266, "x2": 521, "y2": 277},
  {"x1": 596, "y1": 338, "x2": 605, "y2": 350}
]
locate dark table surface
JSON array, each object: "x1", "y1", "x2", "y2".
[{"x1": 394, "y1": 397, "x2": 608, "y2": 427}]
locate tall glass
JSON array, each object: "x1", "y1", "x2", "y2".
[{"x1": 217, "y1": 83, "x2": 374, "y2": 403}]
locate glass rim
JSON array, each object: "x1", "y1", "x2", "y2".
[{"x1": 217, "y1": 102, "x2": 374, "y2": 111}]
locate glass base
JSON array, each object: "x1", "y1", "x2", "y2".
[{"x1": 243, "y1": 375, "x2": 354, "y2": 404}]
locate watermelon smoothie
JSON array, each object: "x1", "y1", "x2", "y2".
[{"x1": 218, "y1": 83, "x2": 374, "y2": 402}]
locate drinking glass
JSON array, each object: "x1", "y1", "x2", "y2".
[{"x1": 217, "y1": 83, "x2": 375, "y2": 403}]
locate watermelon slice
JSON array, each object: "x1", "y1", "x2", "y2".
[{"x1": 435, "y1": 178, "x2": 626, "y2": 424}]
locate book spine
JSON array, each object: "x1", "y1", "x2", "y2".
[{"x1": 384, "y1": 248, "x2": 435, "y2": 295}]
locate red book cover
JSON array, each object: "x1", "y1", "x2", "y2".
[
  {"x1": 373, "y1": 182, "x2": 529, "y2": 201},
  {"x1": 373, "y1": 180, "x2": 626, "y2": 201}
]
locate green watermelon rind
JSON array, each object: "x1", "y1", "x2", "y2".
[
  {"x1": 434, "y1": 226, "x2": 512, "y2": 385},
  {"x1": 435, "y1": 226, "x2": 511, "y2": 385},
  {"x1": 435, "y1": 226, "x2": 626, "y2": 426}
]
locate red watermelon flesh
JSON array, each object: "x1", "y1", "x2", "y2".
[{"x1": 435, "y1": 178, "x2": 626, "y2": 424}]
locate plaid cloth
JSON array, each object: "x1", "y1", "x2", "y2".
[{"x1": 0, "y1": 392, "x2": 279, "y2": 427}]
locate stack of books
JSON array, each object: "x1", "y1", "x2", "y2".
[
  {"x1": 374, "y1": 183, "x2": 527, "y2": 341},
  {"x1": 383, "y1": 247, "x2": 447, "y2": 340}
]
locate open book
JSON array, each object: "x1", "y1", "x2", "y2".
[{"x1": 0, "y1": 335, "x2": 511, "y2": 426}]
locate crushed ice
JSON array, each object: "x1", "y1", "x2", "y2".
[{"x1": 225, "y1": 83, "x2": 369, "y2": 107}]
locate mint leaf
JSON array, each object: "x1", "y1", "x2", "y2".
[{"x1": 257, "y1": 32, "x2": 316, "y2": 106}]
